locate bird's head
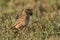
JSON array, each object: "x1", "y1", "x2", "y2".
[{"x1": 25, "y1": 8, "x2": 33, "y2": 16}]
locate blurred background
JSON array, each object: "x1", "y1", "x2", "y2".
[{"x1": 0, "y1": 0, "x2": 60, "y2": 40}]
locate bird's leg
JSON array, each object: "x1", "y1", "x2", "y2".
[{"x1": 19, "y1": 25, "x2": 26, "y2": 30}]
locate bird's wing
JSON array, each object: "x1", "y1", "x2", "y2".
[{"x1": 13, "y1": 15, "x2": 26, "y2": 28}]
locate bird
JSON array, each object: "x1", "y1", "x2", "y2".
[{"x1": 9, "y1": 8, "x2": 33, "y2": 30}]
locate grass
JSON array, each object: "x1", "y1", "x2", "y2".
[{"x1": 0, "y1": 0, "x2": 60, "y2": 40}]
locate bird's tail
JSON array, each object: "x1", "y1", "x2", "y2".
[
  {"x1": 5, "y1": 26, "x2": 16, "y2": 32},
  {"x1": 8, "y1": 26, "x2": 16, "y2": 30}
]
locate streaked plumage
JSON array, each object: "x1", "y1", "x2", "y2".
[{"x1": 10, "y1": 8, "x2": 33, "y2": 30}]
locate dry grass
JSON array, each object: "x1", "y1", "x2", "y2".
[{"x1": 0, "y1": 0, "x2": 60, "y2": 40}]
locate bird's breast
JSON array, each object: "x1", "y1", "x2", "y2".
[{"x1": 25, "y1": 16, "x2": 30, "y2": 26}]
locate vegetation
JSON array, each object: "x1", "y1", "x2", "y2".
[{"x1": 0, "y1": 0, "x2": 60, "y2": 40}]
